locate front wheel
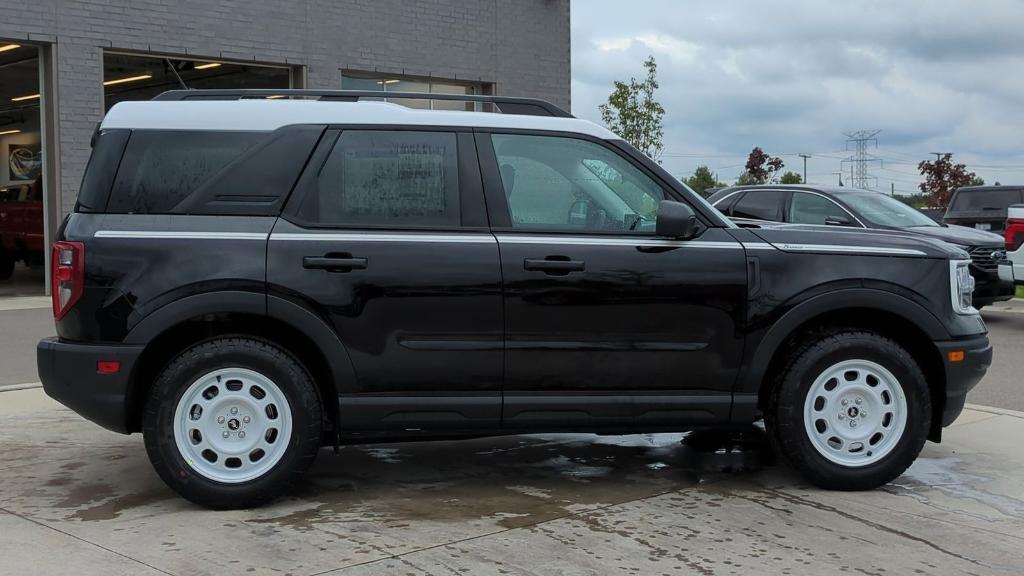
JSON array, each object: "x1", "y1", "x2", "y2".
[
  {"x1": 143, "y1": 337, "x2": 323, "y2": 509},
  {"x1": 766, "y1": 330, "x2": 931, "y2": 490}
]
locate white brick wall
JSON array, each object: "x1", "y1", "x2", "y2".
[{"x1": 0, "y1": 0, "x2": 571, "y2": 214}]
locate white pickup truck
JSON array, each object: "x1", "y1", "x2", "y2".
[{"x1": 1000, "y1": 204, "x2": 1024, "y2": 285}]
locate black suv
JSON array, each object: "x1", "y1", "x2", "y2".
[
  {"x1": 38, "y1": 91, "x2": 991, "y2": 509},
  {"x1": 708, "y1": 185, "x2": 1014, "y2": 308}
]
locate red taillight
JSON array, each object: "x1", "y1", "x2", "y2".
[
  {"x1": 96, "y1": 361, "x2": 121, "y2": 374},
  {"x1": 51, "y1": 241, "x2": 84, "y2": 320},
  {"x1": 1006, "y1": 219, "x2": 1024, "y2": 252}
]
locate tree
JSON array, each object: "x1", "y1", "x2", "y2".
[
  {"x1": 735, "y1": 171, "x2": 759, "y2": 185},
  {"x1": 969, "y1": 175, "x2": 985, "y2": 186},
  {"x1": 599, "y1": 56, "x2": 665, "y2": 161},
  {"x1": 685, "y1": 165, "x2": 726, "y2": 196},
  {"x1": 739, "y1": 147, "x2": 784, "y2": 184},
  {"x1": 918, "y1": 153, "x2": 977, "y2": 207},
  {"x1": 779, "y1": 171, "x2": 803, "y2": 184}
]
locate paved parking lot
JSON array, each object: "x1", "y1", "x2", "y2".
[{"x1": 1, "y1": 298, "x2": 1023, "y2": 575}]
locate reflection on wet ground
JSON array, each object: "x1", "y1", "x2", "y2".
[{"x1": 258, "y1": 428, "x2": 776, "y2": 531}]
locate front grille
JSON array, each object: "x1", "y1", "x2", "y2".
[{"x1": 968, "y1": 246, "x2": 1002, "y2": 272}]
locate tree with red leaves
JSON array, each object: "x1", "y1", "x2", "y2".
[
  {"x1": 918, "y1": 153, "x2": 976, "y2": 208},
  {"x1": 741, "y1": 147, "x2": 785, "y2": 184}
]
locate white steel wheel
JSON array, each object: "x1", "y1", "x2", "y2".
[
  {"x1": 173, "y1": 367, "x2": 293, "y2": 483},
  {"x1": 802, "y1": 359, "x2": 908, "y2": 467}
]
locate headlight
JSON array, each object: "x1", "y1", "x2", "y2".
[{"x1": 950, "y1": 260, "x2": 976, "y2": 315}]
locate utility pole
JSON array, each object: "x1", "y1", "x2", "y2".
[
  {"x1": 930, "y1": 152, "x2": 949, "y2": 161},
  {"x1": 841, "y1": 130, "x2": 883, "y2": 189},
  {"x1": 891, "y1": 182, "x2": 895, "y2": 196},
  {"x1": 799, "y1": 153, "x2": 811, "y2": 184},
  {"x1": 833, "y1": 172, "x2": 844, "y2": 187}
]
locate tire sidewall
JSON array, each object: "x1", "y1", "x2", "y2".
[
  {"x1": 775, "y1": 334, "x2": 930, "y2": 488},
  {"x1": 143, "y1": 338, "x2": 321, "y2": 508}
]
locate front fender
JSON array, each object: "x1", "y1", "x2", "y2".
[{"x1": 736, "y1": 287, "x2": 949, "y2": 395}]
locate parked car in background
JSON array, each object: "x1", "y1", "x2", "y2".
[
  {"x1": 0, "y1": 177, "x2": 45, "y2": 280},
  {"x1": 943, "y1": 185, "x2": 1024, "y2": 233},
  {"x1": 708, "y1": 185, "x2": 1015, "y2": 308},
  {"x1": 999, "y1": 204, "x2": 1024, "y2": 287}
]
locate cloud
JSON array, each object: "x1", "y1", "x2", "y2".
[{"x1": 571, "y1": 0, "x2": 1024, "y2": 190}]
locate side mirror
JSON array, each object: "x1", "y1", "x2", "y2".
[
  {"x1": 656, "y1": 200, "x2": 699, "y2": 239},
  {"x1": 824, "y1": 215, "x2": 853, "y2": 226}
]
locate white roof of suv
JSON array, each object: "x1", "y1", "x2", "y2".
[{"x1": 100, "y1": 100, "x2": 619, "y2": 140}]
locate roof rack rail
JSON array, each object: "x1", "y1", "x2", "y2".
[{"x1": 152, "y1": 89, "x2": 573, "y2": 118}]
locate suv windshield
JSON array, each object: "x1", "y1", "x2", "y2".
[{"x1": 840, "y1": 192, "x2": 939, "y2": 228}]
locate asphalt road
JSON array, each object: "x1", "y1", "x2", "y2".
[{"x1": 2, "y1": 300, "x2": 1022, "y2": 410}]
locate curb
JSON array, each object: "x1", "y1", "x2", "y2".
[
  {"x1": 964, "y1": 403, "x2": 1024, "y2": 420},
  {"x1": 0, "y1": 382, "x2": 42, "y2": 393}
]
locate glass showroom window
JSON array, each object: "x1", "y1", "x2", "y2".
[{"x1": 340, "y1": 72, "x2": 491, "y2": 111}]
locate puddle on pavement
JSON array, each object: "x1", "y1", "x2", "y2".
[
  {"x1": 250, "y1": 427, "x2": 775, "y2": 531},
  {"x1": 885, "y1": 456, "x2": 1024, "y2": 518}
]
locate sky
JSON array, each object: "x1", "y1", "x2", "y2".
[{"x1": 570, "y1": 0, "x2": 1024, "y2": 195}]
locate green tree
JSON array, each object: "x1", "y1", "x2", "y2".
[
  {"x1": 969, "y1": 175, "x2": 985, "y2": 186},
  {"x1": 738, "y1": 147, "x2": 784, "y2": 184},
  {"x1": 893, "y1": 193, "x2": 930, "y2": 209},
  {"x1": 918, "y1": 153, "x2": 976, "y2": 207},
  {"x1": 685, "y1": 165, "x2": 726, "y2": 196},
  {"x1": 779, "y1": 171, "x2": 803, "y2": 184},
  {"x1": 599, "y1": 56, "x2": 665, "y2": 161}
]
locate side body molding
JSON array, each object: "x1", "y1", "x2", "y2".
[{"x1": 736, "y1": 288, "x2": 951, "y2": 394}]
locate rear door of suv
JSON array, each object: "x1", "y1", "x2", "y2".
[
  {"x1": 269, "y1": 128, "x2": 503, "y2": 432},
  {"x1": 476, "y1": 131, "x2": 748, "y2": 429}
]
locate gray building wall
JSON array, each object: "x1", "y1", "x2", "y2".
[{"x1": 0, "y1": 0, "x2": 571, "y2": 215}]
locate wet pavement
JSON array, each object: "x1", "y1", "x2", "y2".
[{"x1": 1, "y1": 388, "x2": 1023, "y2": 575}]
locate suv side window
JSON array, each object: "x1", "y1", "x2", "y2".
[
  {"x1": 491, "y1": 133, "x2": 664, "y2": 233},
  {"x1": 731, "y1": 191, "x2": 785, "y2": 221},
  {"x1": 789, "y1": 192, "x2": 853, "y2": 225},
  {"x1": 309, "y1": 130, "x2": 460, "y2": 227}
]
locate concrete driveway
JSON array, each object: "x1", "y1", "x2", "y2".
[{"x1": 1, "y1": 387, "x2": 1022, "y2": 575}]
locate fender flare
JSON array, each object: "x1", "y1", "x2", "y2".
[
  {"x1": 737, "y1": 288, "x2": 949, "y2": 394},
  {"x1": 125, "y1": 290, "x2": 357, "y2": 397}
]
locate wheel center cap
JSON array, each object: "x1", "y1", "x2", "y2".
[
  {"x1": 847, "y1": 406, "x2": 860, "y2": 418},
  {"x1": 227, "y1": 418, "x2": 240, "y2": 431}
]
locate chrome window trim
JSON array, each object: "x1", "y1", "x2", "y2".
[{"x1": 94, "y1": 230, "x2": 269, "y2": 241}]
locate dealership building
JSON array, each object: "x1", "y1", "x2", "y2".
[{"x1": 0, "y1": 0, "x2": 570, "y2": 294}]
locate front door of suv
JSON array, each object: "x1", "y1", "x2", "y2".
[
  {"x1": 269, "y1": 129, "x2": 502, "y2": 432},
  {"x1": 478, "y1": 132, "x2": 747, "y2": 429}
]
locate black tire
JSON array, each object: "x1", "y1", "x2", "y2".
[
  {"x1": 765, "y1": 329, "x2": 931, "y2": 490},
  {"x1": 0, "y1": 252, "x2": 14, "y2": 281},
  {"x1": 143, "y1": 337, "x2": 323, "y2": 509}
]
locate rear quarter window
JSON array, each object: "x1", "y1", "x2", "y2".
[{"x1": 106, "y1": 130, "x2": 266, "y2": 214}]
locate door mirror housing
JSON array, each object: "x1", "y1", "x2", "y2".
[
  {"x1": 656, "y1": 200, "x2": 700, "y2": 239},
  {"x1": 824, "y1": 215, "x2": 853, "y2": 227}
]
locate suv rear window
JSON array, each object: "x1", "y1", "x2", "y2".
[
  {"x1": 950, "y1": 188, "x2": 1024, "y2": 211},
  {"x1": 106, "y1": 130, "x2": 265, "y2": 213}
]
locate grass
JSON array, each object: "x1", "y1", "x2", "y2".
[{"x1": 1017, "y1": 286, "x2": 1024, "y2": 299}]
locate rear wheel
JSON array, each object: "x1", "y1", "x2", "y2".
[
  {"x1": 766, "y1": 330, "x2": 930, "y2": 490},
  {"x1": 0, "y1": 251, "x2": 14, "y2": 281},
  {"x1": 143, "y1": 337, "x2": 323, "y2": 509}
]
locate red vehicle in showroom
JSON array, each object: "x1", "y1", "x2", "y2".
[{"x1": 0, "y1": 177, "x2": 44, "y2": 280}]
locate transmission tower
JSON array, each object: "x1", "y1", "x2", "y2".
[{"x1": 841, "y1": 130, "x2": 883, "y2": 190}]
